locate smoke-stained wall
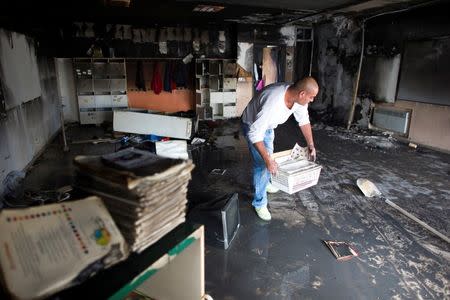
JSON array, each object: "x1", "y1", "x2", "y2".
[
  {"x1": 362, "y1": 1, "x2": 450, "y2": 107},
  {"x1": 0, "y1": 29, "x2": 60, "y2": 193},
  {"x1": 237, "y1": 24, "x2": 296, "y2": 46},
  {"x1": 360, "y1": 1, "x2": 450, "y2": 151},
  {"x1": 312, "y1": 17, "x2": 362, "y2": 125},
  {"x1": 0, "y1": 30, "x2": 41, "y2": 109},
  {"x1": 360, "y1": 54, "x2": 400, "y2": 103}
]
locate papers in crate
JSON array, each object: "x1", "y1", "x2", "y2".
[{"x1": 270, "y1": 144, "x2": 322, "y2": 194}]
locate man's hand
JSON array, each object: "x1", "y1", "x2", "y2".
[
  {"x1": 308, "y1": 145, "x2": 316, "y2": 162},
  {"x1": 300, "y1": 123, "x2": 316, "y2": 162},
  {"x1": 265, "y1": 158, "x2": 278, "y2": 175},
  {"x1": 253, "y1": 141, "x2": 278, "y2": 175}
]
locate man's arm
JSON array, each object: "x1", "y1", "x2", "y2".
[
  {"x1": 253, "y1": 141, "x2": 278, "y2": 174},
  {"x1": 300, "y1": 123, "x2": 316, "y2": 161}
]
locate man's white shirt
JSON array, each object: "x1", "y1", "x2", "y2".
[{"x1": 242, "y1": 83, "x2": 310, "y2": 144}]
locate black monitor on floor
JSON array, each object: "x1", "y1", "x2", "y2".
[{"x1": 188, "y1": 193, "x2": 240, "y2": 250}]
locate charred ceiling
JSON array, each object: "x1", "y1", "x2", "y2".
[{"x1": 0, "y1": 0, "x2": 441, "y2": 27}]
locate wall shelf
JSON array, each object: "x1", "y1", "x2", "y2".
[
  {"x1": 195, "y1": 59, "x2": 238, "y2": 120},
  {"x1": 74, "y1": 58, "x2": 128, "y2": 124}
]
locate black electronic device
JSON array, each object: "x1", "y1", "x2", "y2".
[{"x1": 188, "y1": 193, "x2": 240, "y2": 250}]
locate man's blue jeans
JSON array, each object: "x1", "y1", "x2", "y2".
[{"x1": 241, "y1": 122, "x2": 274, "y2": 209}]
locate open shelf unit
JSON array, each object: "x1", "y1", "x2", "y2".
[
  {"x1": 195, "y1": 58, "x2": 238, "y2": 120},
  {"x1": 74, "y1": 58, "x2": 128, "y2": 124}
]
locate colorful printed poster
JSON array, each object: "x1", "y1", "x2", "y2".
[{"x1": 0, "y1": 196, "x2": 128, "y2": 299}]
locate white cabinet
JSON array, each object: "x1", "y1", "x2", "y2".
[
  {"x1": 74, "y1": 58, "x2": 128, "y2": 124},
  {"x1": 195, "y1": 89, "x2": 209, "y2": 106},
  {"x1": 95, "y1": 95, "x2": 112, "y2": 108},
  {"x1": 195, "y1": 59, "x2": 238, "y2": 120},
  {"x1": 110, "y1": 79, "x2": 127, "y2": 92},
  {"x1": 96, "y1": 110, "x2": 113, "y2": 123},
  {"x1": 223, "y1": 78, "x2": 237, "y2": 90},
  {"x1": 210, "y1": 92, "x2": 223, "y2": 104},
  {"x1": 223, "y1": 105, "x2": 237, "y2": 118},
  {"x1": 93, "y1": 79, "x2": 110, "y2": 94},
  {"x1": 78, "y1": 95, "x2": 95, "y2": 109},
  {"x1": 112, "y1": 95, "x2": 128, "y2": 108},
  {"x1": 77, "y1": 79, "x2": 93, "y2": 94},
  {"x1": 223, "y1": 91, "x2": 236, "y2": 104},
  {"x1": 79, "y1": 111, "x2": 97, "y2": 124}
]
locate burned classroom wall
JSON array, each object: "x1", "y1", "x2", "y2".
[
  {"x1": 0, "y1": 30, "x2": 41, "y2": 109},
  {"x1": 0, "y1": 29, "x2": 60, "y2": 193},
  {"x1": 312, "y1": 17, "x2": 362, "y2": 125},
  {"x1": 359, "y1": 54, "x2": 400, "y2": 103},
  {"x1": 364, "y1": 2, "x2": 450, "y2": 55},
  {"x1": 48, "y1": 23, "x2": 237, "y2": 59},
  {"x1": 237, "y1": 24, "x2": 296, "y2": 46},
  {"x1": 54, "y1": 58, "x2": 79, "y2": 123},
  {"x1": 359, "y1": 2, "x2": 450, "y2": 151},
  {"x1": 0, "y1": 77, "x2": 5, "y2": 119},
  {"x1": 361, "y1": 1, "x2": 450, "y2": 106}
]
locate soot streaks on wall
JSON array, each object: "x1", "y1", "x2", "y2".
[
  {"x1": 0, "y1": 29, "x2": 42, "y2": 109},
  {"x1": 365, "y1": 1, "x2": 450, "y2": 54},
  {"x1": 237, "y1": 24, "x2": 296, "y2": 46},
  {"x1": 0, "y1": 29, "x2": 60, "y2": 192},
  {"x1": 0, "y1": 79, "x2": 5, "y2": 119},
  {"x1": 312, "y1": 16, "x2": 361, "y2": 125},
  {"x1": 362, "y1": 2, "x2": 450, "y2": 107}
]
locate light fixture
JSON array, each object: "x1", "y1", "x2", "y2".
[
  {"x1": 105, "y1": 0, "x2": 131, "y2": 7},
  {"x1": 193, "y1": 4, "x2": 225, "y2": 13}
]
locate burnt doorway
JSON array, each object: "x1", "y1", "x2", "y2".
[{"x1": 253, "y1": 45, "x2": 286, "y2": 92}]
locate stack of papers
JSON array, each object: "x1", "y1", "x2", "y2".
[{"x1": 74, "y1": 148, "x2": 195, "y2": 253}]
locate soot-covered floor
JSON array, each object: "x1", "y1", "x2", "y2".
[{"x1": 15, "y1": 118, "x2": 450, "y2": 299}]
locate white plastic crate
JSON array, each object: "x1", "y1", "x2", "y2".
[{"x1": 270, "y1": 149, "x2": 322, "y2": 194}]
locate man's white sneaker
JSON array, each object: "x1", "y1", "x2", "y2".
[
  {"x1": 266, "y1": 183, "x2": 280, "y2": 193},
  {"x1": 255, "y1": 206, "x2": 272, "y2": 221}
]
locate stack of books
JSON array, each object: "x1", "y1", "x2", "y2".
[{"x1": 75, "y1": 148, "x2": 194, "y2": 253}]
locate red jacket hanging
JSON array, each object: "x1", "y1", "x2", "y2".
[{"x1": 151, "y1": 62, "x2": 163, "y2": 94}]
